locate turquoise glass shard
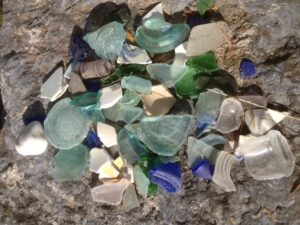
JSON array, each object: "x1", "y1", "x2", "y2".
[
  {"x1": 71, "y1": 92, "x2": 101, "y2": 106},
  {"x1": 44, "y1": 98, "x2": 90, "y2": 149},
  {"x1": 52, "y1": 144, "x2": 90, "y2": 181},
  {"x1": 118, "y1": 128, "x2": 149, "y2": 164},
  {"x1": 187, "y1": 137, "x2": 220, "y2": 167},
  {"x1": 200, "y1": 134, "x2": 227, "y2": 147},
  {"x1": 137, "y1": 115, "x2": 195, "y2": 156},
  {"x1": 133, "y1": 165, "x2": 150, "y2": 198},
  {"x1": 186, "y1": 52, "x2": 219, "y2": 73},
  {"x1": 121, "y1": 76, "x2": 152, "y2": 95},
  {"x1": 146, "y1": 63, "x2": 187, "y2": 88},
  {"x1": 119, "y1": 90, "x2": 141, "y2": 106},
  {"x1": 103, "y1": 103, "x2": 144, "y2": 124},
  {"x1": 195, "y1": 88, "x2": 225, "y2": 123},
  {"x1": 83, "y1": 21, "x2": 125, "y2": 60},
  {"x1": 135, "y1": 18, "x2": 191, "y2": 53},
  {"x1": 79, "y1": 104, "x2": 105, "y2": 122}
]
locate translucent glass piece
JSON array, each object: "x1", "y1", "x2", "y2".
[
  {"x1": 212, "y1": 151, "x2": 237, "y2": 192},
  {"x1": 78, "y1": 104, "x2": 105, "y2": 123},
  {"x1": 195, "y1": 88, "x2": 225, "y2": 123},
  {"x1": 238, "y1": 95, "x2": 267, "y2": 109},
  {"x1": 173, "y1": 42, "x2": 188, "y2": 65},
  {"x1": 120, "y1": 90, "x2": 141, "y2": 106},
  {"x1": 200, "y1": 134, "x2": 227, "y2": 147},
  {"x1": 214, "y1": 98, "x2": 244, "y2": 133},
  {"x1": 133, "y1": 165, "x2": 150, "y2": 198},
  {"x1": 121, "y1": 76, "x2": 152, "y2": 95},
  {"x1": 44, "y1": 98, "x2": 90, "y2": 149},
  {"x1": 196, "y1": 0, "x2": 214, "y2": 15},
  {"x1": 146, "y1": 63, "x2": 187, "y2": 88},
  {"x1": 100, "y1": 83, "x2": 123, "y2": 109},
  {"x1": 89, "y1": 148, "x2": 111, "y2": 173},
  {"x1": 142, "y1": 3, "x2": 164, "y2": 23},
  {"x1": 135, "y1": 18, "x2": 191, "y2": 53},
  {"x1": 186, "y1": 52, "x2": 219, "y2": 73},
  {"x1": 137, "y1": 115, "x2": 195, "y2": 156},
  {"x1": 117, "y1": 43, "x2": 152, "y2": 65},
  {"x1": 68, "y1": 73, "x2": 86, "y2": 94},
  {"x1": 52, "y1": 144, "x2": 90, "y2": 181},
  {"x1": 245, "y1": 109, "x2": 286, "y2": 136},
  {"x1": 97, "y1": 122, "x2": 117, "y2": 147},
  {"x1": 187, "y1": 137, "x2": 220, "y2": 167},
  {"x1": 91, "y1": 179, "x2": 130, "y2": 205},
  {"x1": 235, "y1": 130, "x2": 295, "y2": 180},
  {"x1": 71, "y1": 92, "x2": 100, "y2": 107},
  {"x1": 123, "y1": 184, "x2": 140, "y2": 211},
  {"x1": 83, "y1": 22, "x2": 125, "y2": 60},
  {"x1": 80, "y1": 60, "x2": 112, "y2": 79},
  {"x1": 118, "y1": 128, "x2": 148, "y2": 164}
]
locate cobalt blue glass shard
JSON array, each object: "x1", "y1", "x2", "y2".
[
  {"x1": 83, "y1": 22, "x2": 125, "y2": 60},
  {"x1": 135, "y1": 18, "x2": 191, "y2": 53},
  {"x1": 86, "y1": 80, "x2": 101, "y2": 93},
  {"x1": 240, "y1": 59, "x2": 256, "y2": 79},
  {"x1": 149, "y1": 162, "x2": 182, "y2": 193},
  {"x1": 192, "y1": 159, "x2": 214, "y2": 180},
  {"x1": 69, "y1": 35, "x2": 92, "y2": 62},
  {"x1": 84, "y1": 130, "x2": 102, "y2": 149}
]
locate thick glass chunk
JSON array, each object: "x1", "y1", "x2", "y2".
[{"x1": 121, "y1": 76, "x2": 152, "y2": 95}]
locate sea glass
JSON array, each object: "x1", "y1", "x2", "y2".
[
  {"x1": 142, "y1": 3, "x2": 164, "y2": 23},
  {"x1": 212, "y1": 151, "x2": 237, "y2": 192},
  {"x1": 83, "y1": 22, "x2": 125, "y2": 60},
  {"x1": 239, "y1": 95, "x2": 268, "y2": 109},
  {"x1": 235, "y1": 130, "x2": 295, "y2": 180},
  {"x1": 118, "y1": 128, "x2": 148, "y2": 164},
  {"x1": 120, "y1": 90, "x2": 141, "y2": 106},
  {"x1": 196, "y1": 0, "x2": 215, "y2": 15},
  {"x1": 149, "y1": 162, "x2": 182, "y2": 193},
  {"x1": 89, "y1": 148, "x2": 111, "y2": 173},
  {"x1": 69, "y1": 34, "x2": 92, "y2": 62},
  {"x1": 173, "y1": 42, "x2": 188, "y2": 65},
  {"x1": 135, "y1": 18, "x2": 190, "y2": 53},
  {"x1": 91, "y1": 179, "x2": 130, "y2": 205},
  {"x1": 244, "y1": 109, "x2": 286, "y2": 136},
  {"x1": 68, "y1": 73, "x2": 86, "y2": 94},
  {"x1": 240, "y1": 59, "x2": 256, "y2": 79},
  {"x1": 71, "y1": 92, "x2": 100, "y2": 106},
  {"x1": 121, "y1": 76, "x2": 152, "y2": 95},
  {"x1": 186, "y1": 52, "x2": 219, "y2": 73},
  {"x1": 44, "y1": 98, "x2": 90, "y2": 149},
  {"x1": 146, "y1": 63, "x2": 187, "y2": 88},
  {"x1": 133, "y1": 165, "x2": 150, "y2": 198},
  {"x1": 97, "y1": 123, "x2": 117, "y2": 147},
  {"x1": 83, "y1": 130, "x2": 102, "y2": 149},
  {"x1": 103, "y1": 103, "x2": 144, "y2": 124},
  {"x1": 78, "y1": 104, "x2": 105, "y2": 123},
  {"x1": 137, "y1": 115, "x2": 195, "y2": 156},
  {"x1": 175, "y1": 67, "x2": 201, "y2": 99},
  {"x1": 187, "y1": 137, "x2": 220, "y2": 167},
  {"x1": 123, "y1": 184, "x2": 140, "y2": 211},
  {"x1": 117, "y1": 43, "x2": 152, "y2": 65},
  {"x1": 214, "y1": 98, "x2": 244, "y2": 133},
  {"x1": 195, "y1": 88, "x2": 225, "y2": 123},
  {"x1": 52, "y1": 144, "x2": 90, "y2": 181},
  {"x1": 100, "y1": 83, "x2": 123, "y2": 109},
  {"x1": 80, "y1": 60, "x2": 112, "y2": 79},
  {"x1": 192, "y1": 159, "x2": 214, "y2": 180}
]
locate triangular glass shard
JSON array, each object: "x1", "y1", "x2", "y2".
[
  {"x1": 52, "y1": 144, "x2": 90, "y2": 181},
  {"x1": 146, "y1": 63, "x2": 187, "y2": 88},
  {"x1": 137, "y1": 115, "x2": 195, "y2": 156},
  {"x1": 100, "y1": 83, "x2": 123, "y2": 109},
  {"x1": 83, "y1": 21, "x2": 125, "y2": 60},
  {"x1": 135, "y1": 18, "x2": 190, "y2": 53},
  {"x1": 123, "y1": 184, "x2": 140, "y2": 211},
  {"x1": 44, "y1": 98, "x2": 90, "y2": 149},
  {"x1": 173, "y1": 42, "x2": 188, "y2": 65}
]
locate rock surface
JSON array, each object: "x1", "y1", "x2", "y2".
[{"x1": 0, "y1": 0, "x2": 300, "y2": 225}]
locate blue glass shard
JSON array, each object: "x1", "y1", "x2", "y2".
[
  {"x1": 240, "y1": 59, "x2": 256, "y2": 79},
  {"x1": 69, "y1": 35, "x2": 92, "y2": 62},
  {"x1": 192, "y1": 159, "x2": 214, "y2": 180},
  {"x1": 83, "y1": 130, "x2": 102, "y2": 149},
  {"x1": 86, "y1": 80, "x2": 101, "y2": 93}
]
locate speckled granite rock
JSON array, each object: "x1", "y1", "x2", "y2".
[{"x1": 0, "y1": 0, "x2": 299, "y2": 225}]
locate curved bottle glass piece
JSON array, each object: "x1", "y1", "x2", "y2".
[
  {"x1": 135, "y1": 18, "x2": 191, "y2": 53},
  {"x1": 44, "y1": 98, "x2": 90, "y2": 149},
  {"x1": 212, "y1": 151, "x2": 237, "y2": 192},
  {"x1": 236, "y1": 130, "x2": 295, "y2": 180}
]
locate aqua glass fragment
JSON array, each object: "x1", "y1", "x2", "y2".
[
  {"x1": 83, "y1": 21, "x2": 125, "y2": 60},
  {"x1": 44, "y1": 98, "x2": 90, "y2": 149},
  {"x1": 52, "y1": 144, "x2": 90, "y2": 181},
  {"x1": 71, "y1": 92, "x2": 101, "y2": 106},
  {"x1": 121, "y1": 76, "x2": 152, "y2": 95},
  {"x1": 135, "y1": 18, "x2": 191, "y2": 53},
  {"x1": 133, "y1": 165, "x2": 150, "y2": 198},
  {"x1": 79, "y1": 104, "x2": 105, "y2": 122},
  {"x1": 119, "y1": 90, "x2": 142, "y2": 106},
  {"x1": 146, "y1": 64, "x2": 187, "y2": 88},
  {"x1": 137, "y1": 115, "x2": 195, "y2": 156},
  {"x1": 118, "y1": 128, "x2": 148, "y2": 164},
  {"x1": 200, "y1": 134, "x2": 227, "y2": 147},
  {"x1": 175, "y1": 67, "x2": 201, "y2": 99},
  {"x1": 103, "y1": 103, "x2": 144, "y2": 124},
  {"x1": 123, "y1": 184, "x2": 140, "y2": 211},
  {"x1": 194, "y1": 88, "x2": 225, "y2": 123},
  {"x1": 186, "y1": 52, "x2": 219, "y2": 73}
]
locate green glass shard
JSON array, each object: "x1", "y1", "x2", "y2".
[
  {"x1": 52, "y1": 144, "x2": 90, "y2": 181},
  {"x1": 137, "y1": 115, "x2": 195, "y2": 156},
  {"x1": 103, "y1": 103, "x2": 144, "y2": 124},
  {"x1": 117, "y1": 128, "x2": 149, "y2": 164},
  {"x1": 115, "y1": 64, "x2": 146, "y2": 76},
  {"x1": 146, "y1": 63, "x2": 187, "y2": 88},
  {"x1": 71, "y1": 92, "x2": 101, "y2": 106},
  {"x1": 121, "y1": 76, "x2": 152, "y2": 95},
  {"x1": 196, "y1": 0, "x2": 215, "y2": 15},
  {"x1": 175, "y1": 67, "x2": 201, "y2": 99},
  {"x1": 133, "y1": 165, "x2": 150, "y2": 198},
  {"x1": 120, "y1": 90, "x2": 142, "y2": 106},
  {"x1": 83, "y1": 21, "x2": 125, "y2": 60},
  {"x1": 186, "y1": 52, "x2": 219, "y2": 73},
  {"x1": 195, "y1": 88, "x2": 225, "y2": 122},
  {"x1": 135, "y1": 18, "x2": 191, "y2": 53}
]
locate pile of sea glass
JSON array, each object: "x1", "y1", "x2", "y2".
[{"x1": 15, "y1": 2, "x2": 296, "y2": 210}]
